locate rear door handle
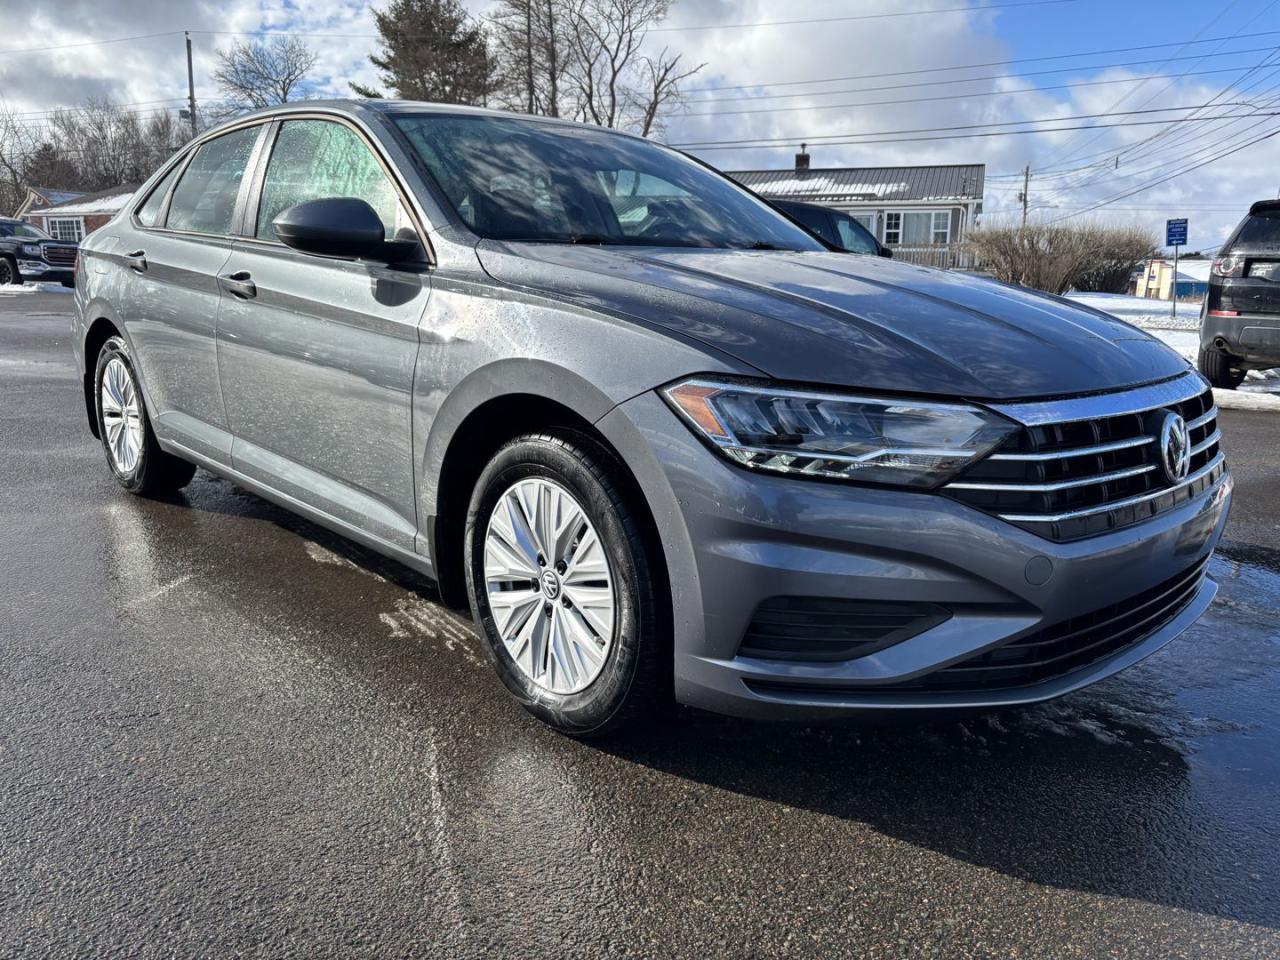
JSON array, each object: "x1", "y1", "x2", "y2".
[
  {"x1": 219, "y1": 270, "x2": 257, "y2": 299},
  {"x1": 125, "y1": 250, "x2": 147, "y2": 272}
]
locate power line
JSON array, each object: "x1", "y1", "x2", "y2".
[
  {"x1": 678, "y1": 64, "x2": 1271, "y2": 119},
  {"x1": 676, "y1": 111, "x2": 1280, "y2": 151},
  {"x1": 646, "y1": 0, "x2": 1085, "y2": 32},
  {"x1": 684, "y1": 42, "x2": 1280, "y2": 104},
  {"x1": 686, "y1": 29, "x2": 1280, "y2": 95},
  {"x1": 1048, "y1": 124, "x2": 1280, "y2": 222},
  {"x1": 671, "y1": 103, "x2": 1274, "y2": 149}
]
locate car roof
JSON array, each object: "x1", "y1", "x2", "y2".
[
  {"x1": 203, "y1": 98, "x2": 635, "y2": 142},
  {"x1": 1248, "y1": 199, "x2": 1280, "y2": 215}
]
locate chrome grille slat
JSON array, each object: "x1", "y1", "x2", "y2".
[
  {"x1": 988, "y1": 435, "x2": 1153, "y2": 462},
  {"x1": 945, "y1": 375, "x2": 1224, "y2": 541},
  {"x1": 947, "y1": 463, "x2": 1157, "y2": 493},
  {"x1": 995, "y1": 453, "x2": 1224, "y2": 523}
]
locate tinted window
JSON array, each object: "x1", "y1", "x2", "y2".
[
  {"x1": 1231, "y1": 209, "x2": 1280, "y2": 249},
  {"x1": 256, "y1": 119, "x2": 406, "y2": 242},
  {"x1": 135, "y1": 160, "x2": 184, "y2": 227},
  {"x1": 833, "y1": 213, "x2": 879, "y2": 254},
  {"x1": 394, "y1": 114, "x2": 822, "y2": 250},
  {"x1": 0, "y1": 220, "x2": 49, "y2": 239},
  {"x1": 165, "y1": 126, "x2": 260, "y2": 235},
  {"x1": 783, "y1": 204, "x2": 837, "y2": 244}
]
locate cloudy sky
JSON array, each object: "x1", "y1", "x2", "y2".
[{"x1": 4, "y1": 0, "x2": 1279, "y2": 250}]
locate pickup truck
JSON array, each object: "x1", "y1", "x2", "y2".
[{"x1": 0, "y1": 217, "x2": 78, "y2": 287}]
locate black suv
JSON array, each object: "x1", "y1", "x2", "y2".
[
  {"x1": 771, "y1": 199, "x2": 892, "y2": 257},
  {"x1": 0, "y1": 217, "x2": 78, "y2": 287},
  {"x1": 1198, "y1": 200, "x2": 1280, "y2": 388}
]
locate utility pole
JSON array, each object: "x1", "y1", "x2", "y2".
[
  {"x1": 185, "y1": 31, "x2": 198, "y2": 138},
  {"x1": 1019, "y1": 165, "x2": 1030, "y2": 228}
]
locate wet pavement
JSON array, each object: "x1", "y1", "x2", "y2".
[{"x1": 2, "y1": 292, "x2": 1278, "y2": 959}]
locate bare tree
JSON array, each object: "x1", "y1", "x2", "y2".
[
  {"x1": 489, "y1": 0, "x2": 703, "y2": 135},
  {"x1": 632, "y1": 47, "x2": 701, "y2": 137},
  {"x1": 0, "y1": 100, "x2": 38, "y2": 214},
  {"x1": 213, "y1": 36, "x2": 318, "y2": 112},
  {"x1": 489, "y1": 0, "x2": 571, "y2": 116}
]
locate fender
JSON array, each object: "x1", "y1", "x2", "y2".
[{"x1": 417, "y1": 357, "x2": 623, "y2": 529}]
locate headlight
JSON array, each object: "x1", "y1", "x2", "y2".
[
  {"x1": 662, "y1": 378, "x2": 1018, "y2": 488},
  {"x1": 20, "y1": 243, "x2": 41, "y2": 257}
]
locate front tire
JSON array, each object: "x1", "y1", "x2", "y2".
[
  {"x1": 1198, "y1": 347, "x2": 1246, "y2": 389},
  {"x1": 0, "y1": 256, "x2": 18, "y2": 286},
  {"x1": 93, "y1": 336, "x2": 197, "y2": 495},
  {"x1": 464, "y1": 432, "x2": 663, "y2": 736}
]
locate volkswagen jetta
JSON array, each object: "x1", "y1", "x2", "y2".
[{"x1": 73, "y1": 101, "x2": 1232, "y2": 735}]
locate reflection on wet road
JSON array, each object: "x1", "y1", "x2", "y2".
[{"x1": 2, "y1": 295, "x2": 1278, "y2": 959}]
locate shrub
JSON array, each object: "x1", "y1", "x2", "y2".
[{"x1": 965, "y1": 223, "x2": 1158, "y2": 295}]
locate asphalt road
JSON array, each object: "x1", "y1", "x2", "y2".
[{"x1": 3, "y1": 291, "x2": 1279, "y2": 959}]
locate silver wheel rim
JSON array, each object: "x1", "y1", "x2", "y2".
[
  {"x1": 483, "y1": 478, "x2": 615, "y2": 695},
  {"x1": 100, "y1": 356, "x2": 143, "y2": 474}
]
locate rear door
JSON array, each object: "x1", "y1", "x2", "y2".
[
  {"x1": 119, "y1": 123, "x2": 267, "y2": 464},
  {"x1": 216, "y1": 116, "x2": 431, "y2": 550}
]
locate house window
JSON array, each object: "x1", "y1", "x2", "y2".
[
  {"x1": 883, "y1": 210, "x2": 951, "y2": 246},
  {"x1": 48, "y1": 218, "x2": 85, "y2": 242}
]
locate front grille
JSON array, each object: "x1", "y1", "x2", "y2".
[
  {"x1": 889, "y1": 557, "x2": 1209, "y2": 692},
  {"x1": 44, "y1": 245, "x2": 77, "y2": 265},
  {"x1": 945, "y1": 374, "x2": 1224, "y2": 541},
  {"x1": 739, "y1": 596, "x2": 950, "y2": 662}
]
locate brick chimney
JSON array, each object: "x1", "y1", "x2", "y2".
[{"x1": 795, "y1": 143, "x2": 810, "y2": 171}]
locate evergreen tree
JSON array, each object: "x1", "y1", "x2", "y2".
[{"x1": 351, "y1": 0, "x2": 494, "y2": 104}]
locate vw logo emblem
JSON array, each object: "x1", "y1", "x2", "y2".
[
  {"x1": 1158, "y1": 411, "x2": 1191, "y2": 484},
  {"x1": 541, "y1": 569, "x2": 561, "y2": 600}
]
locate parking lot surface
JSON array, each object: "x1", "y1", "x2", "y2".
[{"x1": 2, "y1": 292, "x2": 1278, "y2": 959}]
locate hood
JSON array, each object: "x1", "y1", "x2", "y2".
[{"x1": 476, "y1": 243, "x2": 1189, "y2": 401}]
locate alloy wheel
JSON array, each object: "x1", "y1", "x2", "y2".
[
  {"x1": 100, "y1": 356, "x2": 144, "y2": 474},
  {"x1": 483, "y1": 477, "x2": 616, "y2": 694}
]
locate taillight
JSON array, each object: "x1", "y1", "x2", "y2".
[
  {"x1": 1212, "y1": 256, "x2": 1244, "y2": 278},
  {"x1": 1207, "y1": 309, "x2": 1239, "y2": 317}
]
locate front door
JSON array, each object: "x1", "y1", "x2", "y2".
[{"x1": 216, "y1": 117, "x2": 431, "y2": 550}]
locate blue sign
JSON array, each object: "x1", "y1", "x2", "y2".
[{"x1": 1166, "y1": 218, "x2": 1188, "y2": 246}]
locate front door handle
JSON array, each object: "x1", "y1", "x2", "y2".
[
  {"x1": 125, "y1": 250, "x2": 147, "y2": 272},
  {"x1": 219, "y1": 270, "x2": 257, "y2": 299}
]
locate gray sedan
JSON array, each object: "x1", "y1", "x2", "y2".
[{"x1": 72, "y1": 100, "x2": 1231, "y2": 735}]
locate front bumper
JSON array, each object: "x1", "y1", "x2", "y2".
[
  {"x1": 602, "y1": 392, "x2": 1232, "y2": 721},
  {"x1": 17, "y1": 260, "x2": 73, "y2": 283}
]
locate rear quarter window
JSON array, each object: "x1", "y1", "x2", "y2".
[{"x1": 165, "y1": 125, "x2": 261, "y2": 235}]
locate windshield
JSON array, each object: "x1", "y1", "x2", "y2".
[
  {"x1": 393, "y1": 114, "x2": 823, "y2": 251},
  {"x1": 0, "y1": 220, "x2": 50, "y2": 240}
]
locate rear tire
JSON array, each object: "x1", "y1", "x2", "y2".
[
  {"x1": 1198, "y1": 347, "x2": 1246, "y2": 389},
  {"x1": 93, "y1": 336, "x2": 197, "y2": 495},
  {"x1": 464, "y1": 431, "x2": 664, "y2": 737}
]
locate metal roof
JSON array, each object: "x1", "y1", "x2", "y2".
[
  {"x1": 29, "y1": 187, "x2": 85, "y2": 206},
  {"x1": 39, "y1": 183, "x2": 139, "y2": 216},
  {"x1": 726, "y1": 164, "x2": 985, "y2": 203}
]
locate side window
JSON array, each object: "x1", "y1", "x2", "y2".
[
  {"x1": 165, "y1": 126, "x2": 261, "y2": 235},
  {"x1": 135, "y1": 160, "x2": 184, "y2": 227},
  {"x1": 256, "y1": 119, "x2": 408, "y2": 242},
  {"x1": 834, "y1": 215, "x2": 877, "y2": 254}
]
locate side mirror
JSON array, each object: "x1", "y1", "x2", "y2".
[
  {"x1": 273, "y1": 198, "x2": 417, "y2": 263},
  {"x1": 879, "y1": 243, "x2": 894, "y2": 259}
]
